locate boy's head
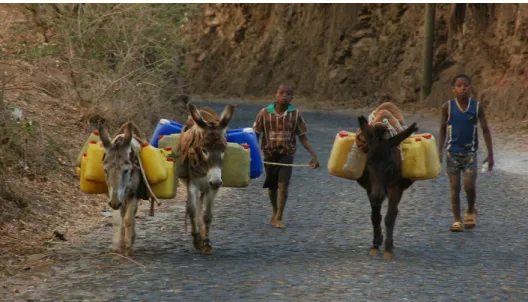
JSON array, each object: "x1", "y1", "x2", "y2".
[
  {"x1": 275, "y1": 85, "x2": 294, "y2": 106},
  {"x1": 451, "y1": 74, "x2": 472, "y2": 99}
]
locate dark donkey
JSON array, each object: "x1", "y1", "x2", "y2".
[{"x1": 356, "y1": 115, "x2": 418, "y2": 260}]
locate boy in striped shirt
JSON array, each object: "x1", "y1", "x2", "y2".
[{"x1": 253, "y1": 85, "x2": 320, "y2": 229}]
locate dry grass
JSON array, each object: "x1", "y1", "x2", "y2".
[{"x1": 0, "y1": 3, "x2": 194, "y2": 274}]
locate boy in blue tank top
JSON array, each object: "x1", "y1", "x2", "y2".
[{"x1": 438, "y1": 74, "x2": 494, "y2": 232}]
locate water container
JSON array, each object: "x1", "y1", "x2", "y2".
[
  {"x1": 226, "y1": 129, "x2": 263, "y2": 179},
  {"x1": 419, "y1": 133, "x2": 441, "y2": 179},
  {"x1": 328, "y1": 131, "x2": 359, "y2": 179},
  {"x1": 80, "y1": 153, "x2": 108, "y2": 194},
  {"x1": 139, "y1": 143, "x2": 168, "y2": 185},
  {"x1": 158, "y1": 134, "x2": 181, "y2": 152},
  {"x1": 83, "y1": 141, "x2": 106, "y2": 182},
  {"x1": 342, "y1": 142, "x2": 367, "y2": 180},
  {"x1": 222, "y1": 143, "x2": 251, "y2": 188},
  {"x1": 76, "y1": 130, "x2": 101, "y2": 167},
  {"x1": 401, "y1": 137, "x2": 427, "y2": 180},
  {"x1": 151, "y1": 157, "x2": 177, "y2": 199},
  {"x1": 149, "y1": 119, "x2": 184, "y2": 147}
]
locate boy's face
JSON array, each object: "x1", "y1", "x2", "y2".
[
  {"x1": 275, "y1": 87, "x2": 293, "y2": 106},
  {"x1": 452, "y1": 78, "x2": 471, "y2": 99}
]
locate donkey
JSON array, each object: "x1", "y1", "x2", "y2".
[
  {"x1": 177, "y1": 103, "x2": 235, "y2": 255},
  {"x1": 98, "y1": 121, "x2": 146, "y2": 256},
  {"x1": 355, "y1": 115, "x2": 418, "y2": 260}
]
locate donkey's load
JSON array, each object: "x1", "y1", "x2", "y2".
[
  {"x1": 222, "y1": 143, "x2": 251, "y2": 188},
  {"x1": 151, "y1": 157, "x2": 177, "y2": 199},
  {"x1": 139, "y1": 143, "x2": 169, "y2": 185},
  {"x1": 158, "y1": 133, "x2": 187, "y2": 178},
  {"x1": 83, "y1": 141, "x2": 106, "y2": 182},
  {"x1": 402, "y1": 133, "x2": 441, "y2": 180},
  {"x1": 79, "y1": 153, "x2": 108, "y2": 194},
  {"x1": 328, "y1": 131, "x2": 366, "y2": 180},
  {"x1": 76, "y1": 130, "x2": 101, "y2": 168}
]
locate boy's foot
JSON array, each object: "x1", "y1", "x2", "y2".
[
  {"x1": 449, "y1": 221, "x2": 464, "y2": 232},
  {"x1": 464, "y1": 208, "x2": 477, "y2": 229},
  {"x1": 271, "y1": 219, "x2": 286, "y2": 229}
]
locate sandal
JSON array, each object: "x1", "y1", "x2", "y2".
[
  {"x1": 449, "y1": 221, "x2": 464, "y2": 232},
  {"x1": 464, "y1": 208, "x2": 478, "y2": 229}
]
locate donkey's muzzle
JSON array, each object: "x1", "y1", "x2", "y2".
[
  {"x1": 209, "y1": 181, "x2": 223, "y2": 190},
  {"x1": 108, "y1": 201, "x2": 122, "y2": 210}
]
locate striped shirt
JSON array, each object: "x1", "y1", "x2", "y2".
[{"x1": 253, "y1": 102, "x2": 308, "y2": 158}]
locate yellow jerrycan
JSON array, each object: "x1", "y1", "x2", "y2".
[
  {"x1": 80, "y1": 153, "x2": 108, "y2": 194},
  {"x1": 76, "y1": 130, "x2": 101, "y2": 168},
  {"x1": 222, "y1": 143, "x2": 251, "y2": 188},
  {"x1": 401, "y1": 137, "x2": 427, "y2": 180},
  {"x1": 420, "y1": 133, "x2": 441, "y2": 179},
  {"x1": 151, "y1": 157, "x2": 177, "y2": 199},
  {"x1": 342, "y1": 141, "x2": 367, "y2": 180},
  {"x1": 140, "y1": 143, "x2": 168, "y2": 185},
  {"x1": 328, "y1": 131, "x2": 357, "y2": 179},
  {"x1": 159, "y1": 134, "x2": 181, "y2": 151},
  {"x1": 83, "y1": 141, "x2": 106, "y2": 182}
]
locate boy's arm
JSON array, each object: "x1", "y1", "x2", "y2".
[
  {"x1": 478, "y1": 103, "x2": 494, "y2": 171},
  {"x1": 296, "y1": 113, "x2": 320, "y2": 168},
  {"x1": 437, "y1": 102, "x2": 449, "y2": 162}
]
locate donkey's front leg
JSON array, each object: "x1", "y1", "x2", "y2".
[
  {"x1": 187, "y1": 180, "x2": 202, "y2": 251},
  {"x1": 369, "y1": 201, "x2": 383, "y2": 257},
  {"x1": 110, "y1": 207, "x2": 124, "y2": 253},
  {"x1": 123, "y1": 198, "x2": 138, "y2": 256},
  {"x1": 201, "y1": 189, "x2": 219, "y2": 255},
  {"x1": 384, "y1": 187, "x2": 402, "y2": 260}
]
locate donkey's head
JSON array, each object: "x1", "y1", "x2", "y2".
[
  {"x1": 188, "y1": 103, "x2": 236, "y2": 190},
  {"x1": 358, "y1": 116, "x2": 418, "y2": 203},
  {"x1": 99, "y1": 122, "x2": 138, "y2": 210}
]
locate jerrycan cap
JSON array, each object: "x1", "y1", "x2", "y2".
[
  {"x1": 159, "y1": 119, "x2": 169, "y2": 124},
  {"x1": 167, "y1": 157, "x2": 175, "y2": 162},
  {"x1": 415, "y1": 137, "x2": 422, "y2": 142},
  {"x1": 165, "y1": 146, "x2": 173, "y2": 151},
  {"x1": 422, "y1": 134, "x2": 432, "y2": 139},
  {"x1": 242, "y1": 127, "x2": 254, "y2": 133},
  {"x1": 158, "y1": 135, "x2": 164, "y2": 140},
  {"x1": 338, "y1": 131, "x2": 349, "y2": 138},
  {"x1": 141, "y1": 143, "x2": 149, "y2": 148},
  {"x1": 89, "y1": 140, "x2": 97, "y2": 144},
  {"x1": 92, "y1": 130, "x2": 99, "y2": 136},
  {"x1": 83, "y1": 153, "x2": 87, "y2": 157},
  {"x1": 241, "y1": 143, "x2": 250, "y2": 149}
]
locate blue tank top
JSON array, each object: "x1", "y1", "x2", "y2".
[{"x1": 446, "y1": 98, "x2": 479, "y2": 153}]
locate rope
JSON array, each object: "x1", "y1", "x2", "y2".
[{"x1": 263, "y1": 161, "x2": 316, "y2": 168}]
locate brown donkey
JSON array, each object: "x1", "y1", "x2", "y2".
[
  {"x1": 177, "y1": 103, "x2": 236, "y2": 255},
  {"x1": 355, "y1": 115, "x2": 418, "y2": 260},
  {"x1": 99, "y1": 122, "x2": 146, "y2": 256}
]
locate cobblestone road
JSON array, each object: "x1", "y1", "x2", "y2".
[{"x1": 2, "y1": 101, "x2": 527, "y2": 301}]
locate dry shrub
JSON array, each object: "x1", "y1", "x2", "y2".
[{"x1": 24, "y1": 3, "x2": 196, "y2": 133}]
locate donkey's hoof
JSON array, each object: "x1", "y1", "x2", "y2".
[
  {"x1": 123, "y1": 248, "x2": 133, "y2": 257},
  {"x1": 369, "y1": 248, "x2": 380, "y2": 257},
  {"x1": 383, "y1": 250, "x2": 394, "y2": 260},
  {"x1": 202, "y1": 239, "x2": 213, "y2": 255}
]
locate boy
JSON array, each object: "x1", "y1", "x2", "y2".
[
  {"x1": 253, "y1": 85, "x2": 320, "y2": 229},
  {"x1": 438, "y1": 74, "x2": 494, "y2": 232}
]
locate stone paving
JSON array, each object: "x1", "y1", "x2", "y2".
[{"x1": 1, "y1": 101, "x2": 527, "y2": 301}]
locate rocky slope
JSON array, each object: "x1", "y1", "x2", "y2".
[{"x1": 184, "y1": 4, "x2": 528, "y2": 120}]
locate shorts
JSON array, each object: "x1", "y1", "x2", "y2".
[
  {"x1": 263, "y1": 152, "x2": 294, "y2": 189},
  {"x1": 446, "y1": 151, "x2": 477, "y2": 176}
]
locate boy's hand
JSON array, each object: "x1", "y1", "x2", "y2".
[
  {"x1": 309, "y1": 154, "x2": 320, "y2": 169},
  {"x1": 483, "y1": 156, "x2": 494, "y2": 171}
]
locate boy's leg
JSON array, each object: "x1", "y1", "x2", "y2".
[
  {"x1": 446, "y1": 152, "x2": 464, "y2": 231},
  {"x1": 274, "y1": 156, "x2": 293, "y2": 229},
  {"x1": 463, "y1": 153, "x2": 478, "y2": 228},
  {"x1": 268, "y1": 188, "x2": 278, "y2": 224}
]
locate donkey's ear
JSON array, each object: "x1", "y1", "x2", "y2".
[
  {"x1": 98, "y1": 122, "x2": 112, "y2": 149},
  {"x1": 187, "y1": 103, "x2": 207, "y2": 128},
  {"x1": 122, "y1": 122, "x2": 133, "y2": 147},
  {"x1": 358, "y1": 115, "x2": 369, "y2": 131},
  {"x1": 219, "y1": 104, "x2": 236, "y2": 128}
]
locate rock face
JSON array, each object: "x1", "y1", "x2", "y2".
[{"x1": 184, "y1": 3, "x2": 528, "y2": 120}]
